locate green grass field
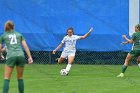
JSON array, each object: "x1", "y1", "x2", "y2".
[{"x1": 0, "y1": 64, "x2": 140, "y2": 93}]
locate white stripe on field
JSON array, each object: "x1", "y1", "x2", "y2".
[{"x1": 129, "y1": 0, "x2": 139, "y2": 36}]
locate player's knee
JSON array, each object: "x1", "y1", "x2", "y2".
[
  {"x1": 137, "y1": 57, "x2": 140, "y2": 63},
  {"x1": 68, "y1": 59, "x2": 73, "y2": 64},
  {"x1": 124, "y1": 58, "x2": 130, "y2": 65},
  {"x1": 17, "y1": 75, "x2": 23, "y2": 79},
  {"x1": 124, "y1": 62, "x2": 129, "y2": 66},
  {"x1": 17, "y1": 73, "x2": 23, "y2": 79},
  {"x1": 58, "y1": 58, "x2": 64, "y2": 64},
  {"x1": 125, "y1": 56, "x2": 131, "y2": 62},
  {"x1": 58, "y1": 60, "x2": 61, "y2": 64},
  {"x1": 4, "y1": 74, "x2": 11, "y2": 79}
]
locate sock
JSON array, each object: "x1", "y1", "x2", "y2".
[
  {"x1": 138, "y1": 63, "x2": 140, "y2": 67},
  {"x1": 121, "y1": 65, "x2": 128, "y2": 73},
  {"x1": 66, "y1": 64, "x2": 72, "y2": 72},
  {"x1": 18, "y1": 79, "x2": 24, "y2": 93},
  {"x1": 3, "y1": 79, "x2": 10, "y2": 93}
]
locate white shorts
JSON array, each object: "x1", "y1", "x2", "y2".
[{"x1": 61, "y1": 51, "x2": 76, "y2": 59}]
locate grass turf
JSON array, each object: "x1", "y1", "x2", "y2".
[{"x1": 0, "y1": 64, "x2": 140, "y2": 93}]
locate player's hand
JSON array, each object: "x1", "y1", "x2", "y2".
[
  {"x1": 53, "y1": 50, "x2": 56, "y2": 54},
  {"x1": 1, "y1": 47, "x2": 6, "y2": 52},
  {"x1": 0, "y1": 53, "x2": 5, "y2": 60},
  {"x1": 122, "y1": 35, "x2": 126, "y2": 39},
  {"x1": 89, "y1": 27, "x2": 93, "y2": 32},
  {"x1": 28, "y1": 57, "x2": 33, "y2": 64},
  {"x1": 121, "y1": 42, "x2": 128, "y2": 45}
]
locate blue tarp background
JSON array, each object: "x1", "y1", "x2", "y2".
[{"x1": 0, "y1": 0, "x2": 130, "y2": 51}]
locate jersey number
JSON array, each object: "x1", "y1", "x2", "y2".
[{"x1": 9, "y1": 34, "x2": 17, "y2": 44}]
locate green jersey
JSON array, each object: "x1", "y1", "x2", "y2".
[
  {"x1": 0, "y1": 31, "x2": 25, "y2": 59},
  {"x1": 132, "y1": 32, "x2": 140, "y2": 50}
]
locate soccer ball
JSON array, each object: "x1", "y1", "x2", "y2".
[{"x1": 60, "y1": 69, "x2": 68, "y2": 75}]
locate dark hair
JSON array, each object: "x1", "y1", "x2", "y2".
[
  {"x1": 5, "y1": 20, "x2": 14, "y2": 31},
  {"x1": 135, "y1": 24, "x2": 140, "y2": 31},
  {"x1": 67, "y1": 27, "x2": 74, "y2": 34}
]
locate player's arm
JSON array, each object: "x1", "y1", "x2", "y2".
[
  {"x1": 22, "y1": 40, "x2": 33, "y2": 64},
  {"x1": 0, "y1": 36, "x2": 5, "y2": 52},
  {"x1": 81, "y1": 27, "x2": 93, "y2": 39},
  {"x1": 53, "y1": 43, "x2": 64, "y2": 54},
  {"x1": 122, "y1": 35, "x2": 133, "y2": 44},
  {"x1": 0, "y1": 44, "x2": 6, "y2": 60},
  {"x1": 121, "y1": 41, "x2": 129, "y2": 45}
]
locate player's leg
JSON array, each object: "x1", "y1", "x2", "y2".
[
  {"x1": 3, "y1": 57, "x2": 16, "y2": 93},
  {"x1": 16, "y1": 56, "x2": 26, "y2": 93},
  {"x1": 65, "y1": 56, "x2": 75, "y2": 73},
  {"x1": 117, "y1": 53, "x2": 133, "y2": 77},
  {"x1": 16, "y1": 66, "x2": 24, "y2": 93},
  {"x1": 136, "y1": 56, "x2": 140, "y2": 67},
  {"x1": 3, "y1": 65, "x2": 13, "y2": 93},
  {"x1": 123, "y1": 53, "x2": 132, "y2": 72},
  {"x1": 135, "y1": 50, "x2": 140, "y2": 67},
  {"x1": 57, "y1": 51, "x2": 67, "y2": 64},
  {"x1": 57, "y1": 57, "x2": 65, "y2": 64},
  {"x1": 65, "y1": 51, "x2": 76, "y2": 74}
]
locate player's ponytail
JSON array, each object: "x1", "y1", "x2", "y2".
[
  {"x1": 67, "y1": 27, "x2": 74, "y2": 35},
  {"x1": 5, "y1": 20, "x2": 14, "y2": 32}
]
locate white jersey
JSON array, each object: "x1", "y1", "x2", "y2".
[{"x1": 61, "y1": 35, "x2": 82, "y2": 52}]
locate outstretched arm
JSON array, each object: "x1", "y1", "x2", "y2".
[
  {"x1": 122, "y1": 35, "x2": 133, "y2": 45},
  {"x1": 22, "y1": 40, "x2": 33, "y2": 64},
  {"x1": 81, "y1": 27, "x2": 93, "y2": 39},
  {"x1": 53, "y1": 43, "x2": 64, "y2": 54}
]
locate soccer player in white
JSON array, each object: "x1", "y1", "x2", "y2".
[{"x1": 53, "y1": 27, "x2": 93, "y2": 75}]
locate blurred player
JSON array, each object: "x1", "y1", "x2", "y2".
[
  {"x1": 0, "y1": 20, "x2": 33, "y2": 93},
  {"x1": 117, "y1": 24, "x2": 140, "y2": 77},
  {"x1": 53, "y1": 27, "x2": 93, "y2": 75}
]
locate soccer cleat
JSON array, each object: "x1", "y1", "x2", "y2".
[
  {"x1": 117, "y1": 73, "x2": 124, "y2": 77},
  {"x1": 66, "y1": 71, "x2": 69, "y2": 76}
]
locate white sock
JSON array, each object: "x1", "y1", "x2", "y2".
[
  {"x1": 66, "y1": 64, "x2": 72, "y2": 72},
  {"x1": 138, "y1": 63, "x2": 140, "y2": 67}
]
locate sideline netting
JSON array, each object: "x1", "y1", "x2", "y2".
[
  {"x1": 0, "y1": 51, "x2": 137, "y2": 65},
  {"x1": 0, "y1": 51, "x2": 134, "y2": 65}
]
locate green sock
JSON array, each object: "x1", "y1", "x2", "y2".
[
  {"x1": 122, "y1": 65, "x2": 128, "y2": 73},
  {"x1": 18, "y1": 79, "x2": 24, "y2": 93},
  {"x1": 3, "y1": 79, "x2": 10, "y2": 93}
]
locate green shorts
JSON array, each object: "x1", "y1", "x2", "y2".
[
  {"x1": 129, "y1": 50, "x2": 140, "y2": 58},
  {"x1": 6, "y1": 56, "x2": 26, "y2": 68}
]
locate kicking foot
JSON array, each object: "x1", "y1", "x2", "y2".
[
  {"x1": 117, "y1": 73, "x2": 124, "y2": 78},
  {"x1": 66, "y1": 71, "x2": 69, "y2": 76}
]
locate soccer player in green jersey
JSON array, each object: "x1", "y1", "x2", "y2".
[
  {"x1": 117, "y1": 24, "x2": 140, "y2": 77},
  {"x1": 0, "y1": 20, "x2": 33, "y2": 93}
]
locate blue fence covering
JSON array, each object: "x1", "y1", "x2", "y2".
[{"x1": 0, "y1": 0, "x2": 130, "y2": 51}]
